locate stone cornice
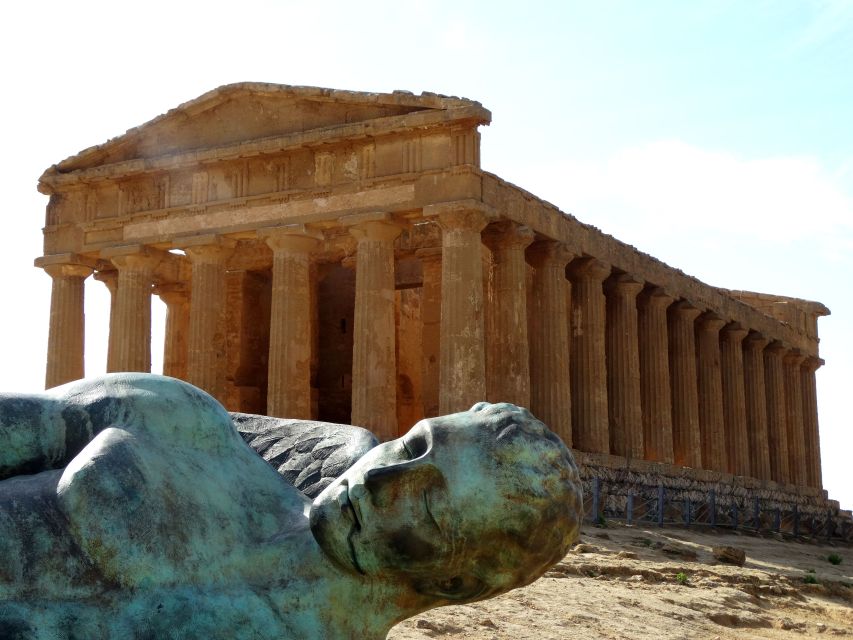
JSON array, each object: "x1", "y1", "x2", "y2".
[{"x1": 39, "y1": 106, "x2": 489, "y2": 192}]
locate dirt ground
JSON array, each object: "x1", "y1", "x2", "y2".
[{"x1": 388, "y1": 522, "x2": 853, "y2": 639}]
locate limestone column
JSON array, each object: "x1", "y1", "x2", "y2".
[
  {"x1": 604, "y1": 274, "x2": 643, "y2": 459},
  {"x1": 265, "y1": 230, "x2": 320, "y2": 420},
  {"x1": 43, "y1": 263, "x2": 91, "y2": 389},
  {"x1": 783, "y1": 350, "x2": 807, "y2": 486},
  {"x1": 696, "y1": 312, "x2": 726, "y2": 472},
  {"x1": 93, "y1": 270, "x2": 119, "y2": 372},
  {"x1": 349, "y1": 220, "x2": 401, "y2": 440},
  {"x1": 764, "y1": 341, "x2": 790, "y2": 484},
  {"x1": 435, "y1": 207, "x2": 489, "y2": 414},
  {"x1": 743, "y1": 332, "x2": 771, "y2": 481},
  {"x1": 637, "y1": 287, "x2": 674, "y2": 463},
  {"x1": 667, "y1": 301, "x2": 702, "y2": 468},
  {"x1": 416, "y1": 248, "x2": 442, "y2": 419},
  {"x1": 154, "y1": 283, "x2": 190, "y2": 381},
  {"x1": 567, "y1": 257, "x2": 610, "y2": 454},
  {"x1": 720, "y1": 322, "x2": 750, "y2": 477},
  {"x1": 111, "y1": 253, "x2": 160, "y2": 373},
  {"x1": 801, "y1": 357, "x2": 823, "y2": 489},
  {"x1": 482, "y1": 221, "x2": 534, "y2": 407},
  {"x1": 527, "y1": 241, "x2": 573, "y2": 446},
  {"x1": 185, "y1": 242, "x2": 231, "y2": 401}
]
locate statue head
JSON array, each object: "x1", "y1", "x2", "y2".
[{"x1": 309, "y1": 402, "x2": 582, "y2": 604}]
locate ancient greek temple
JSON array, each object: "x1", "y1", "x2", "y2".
[{"x1": 36, "y1": 83, "x2": 827, "y2": 492}]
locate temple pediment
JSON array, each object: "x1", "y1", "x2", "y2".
[{"x1": 43, "y1": 83, "x2": 489, "y2": 181}]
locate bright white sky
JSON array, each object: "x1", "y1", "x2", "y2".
[{"x1": 1, "y1": 1, "x2": 850, "y2": 508}]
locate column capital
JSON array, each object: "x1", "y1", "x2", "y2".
[
  {"x1": 482, "y1": 220, "x2": 535, "y2": 252},
  {"x1": 567, "y1": 256, "x2": 610, "y2": 282},
  {"x1": 35, "y1": 252, "x2": 98, "y2": 272},
  {"x1": 110, "y1": 253, "x2": 162, "y2": 273},
  {"x1": 93, "y1": 269, "x2": 118, "y2": 290},
  {"x1": 526, "y1": 240, "x2": 574, "y2": 269},
  {"x1": 801, "y1": 356, "x2": 823, "y2": 373},
  {"x1": 721, "y1": 321, "x2": 749, "y2": 343},
  {"x1": 743, "y1": 331, "x2": 769, "y2": 352},
  {"x1": 605, "y1": 273, "x2": 644, "y2": 297},
  {"x1": 697, "y1": 311, "x2": 726, "y2": 333},
  {"x1": 669, "y1": 299, "x2": 701, "y2": 319},
  {"x1": 637, "y1": 286, "x2": 674, "y2": 310},
  {"x1": 262, "y1": 225, "x2": 323, "y2": 254},
  {"x1": 783, "y1": 349, "x2": 806, "y2": 367},
  {"x1": 765, "y1": 340, "x2": 788, "y2": 357},
  {"x1": 153, "y1": 282, "x2": 189, "y2": 305},
  {"x1": 348, "y1": 219, "x2": 402, "y2": 243},
  {"x1": 42, "y1": 263, "x2": 92, "y2": 279}
]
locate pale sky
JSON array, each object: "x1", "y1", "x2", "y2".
[{"x1": 1, "y1": 0, "x2": 850, "y2": 508}]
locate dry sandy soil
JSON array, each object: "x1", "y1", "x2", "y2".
[{"x1": 388, "y1": 522, "x2": 852, "y2": 639}]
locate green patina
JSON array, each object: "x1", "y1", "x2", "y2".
[{"x1": 0, "y1": 374, "x2": 581, "y2": 639}]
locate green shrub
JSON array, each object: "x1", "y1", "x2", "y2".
[
  {"x1": 675, "y1": 572, "x2": 689, "y2": 585},
  {"x1": 827, "y1": 553, "x2": 842, "y2": 565},
  {"x1": 803, "y1": 574, "x2": 818, "y2": 585}
]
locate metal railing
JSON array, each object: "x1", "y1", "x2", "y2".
[{"x1": 583, "y1": 476, "x2": 852, "y2": 542}]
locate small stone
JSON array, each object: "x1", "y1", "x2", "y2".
[
  {"x1": 712, "y1": 545, "x2": 746, "y2": 566},
  {"x1": 628, "y1": 574, "x2": 644, "y2": 582},
  {"x1": 817, "y1": 623, "x2": 827, "y2": 633},
  {"x1": 617, "y1": 551, "x2": 638, "y2": 560},
  {"x1": 660, "y1": 543, "x2": 698, "y2": 561},
  {"x1": 415, "y1": 619, "x2": 439, "y2": 631},
  {"x1": 479, "y1": 619, "x2": 498, "y2": 629},
  {"x1": 573, "y1": 543, "x2": 598, "y2": 554}
]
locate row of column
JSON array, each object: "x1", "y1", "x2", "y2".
[{"x1": 40, "y1": 208, "x2": 824, "y2": 490}]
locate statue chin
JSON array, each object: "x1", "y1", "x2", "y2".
[{"x1": 309, "y1": 481, "x2": 364, "y2": 576}]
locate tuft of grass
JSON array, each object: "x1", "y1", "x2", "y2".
[
  {"x1": 595, "y1": 515, "x2": 608, "y2": 528},
  {"x1": 827, "y1": 553, "x2": 843, "y2": 566},
  {"x1": 675, "y1": 572, "x2": 689, "y2": 586},
  {"x1": 803, "y1": 574, "x2": 818, "y2": 585}
]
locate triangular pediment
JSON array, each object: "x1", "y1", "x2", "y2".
[{"x1": 51, "y1": 83, "x2": 485, "y2": 174}]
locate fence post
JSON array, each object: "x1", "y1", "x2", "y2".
[
  {"x1": 827, "y1": 511, "x2": 834, "y2": 540},
  {"x1": 732, "y1": 502, "x2": 739, "y2": 529},
  {"x1": 657, "y1": 484, "x2": 665, "y2": 527},
  {"x1": 685, "y1": 498, "x2": 691, "y2": 526},
  {"x1": 753, "y1": 497, "x2": 761, "y2": 531},
  {"x1": 626, "y1": 493, "x2": 634, "y2": 526},
  {"x1": 793, "y1": 504, "x2": 799, "y2": 537},
  {"x1": 774, "y1": 508, "x2": 781, "y2": 533},
  {"x1": 591, "y1": 477, "x2": 600, "y2": 524},
  {"x1": 709, "y1": 489, "x2": 716, "y2": 527}
]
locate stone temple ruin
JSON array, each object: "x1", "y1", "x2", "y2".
[{"x1": 34, "y1": 83, "x2": 846, "y2": 530}]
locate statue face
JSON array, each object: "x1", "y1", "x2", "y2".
[{"x1": 309, "y1": 411, "x2": 507, "y2": 583}]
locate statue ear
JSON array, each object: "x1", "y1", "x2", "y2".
[{"x1": 416, "y1": 575, "x2": 488, "y2": 602}]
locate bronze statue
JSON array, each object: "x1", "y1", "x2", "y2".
[{"x1": 0, "y1": 373, "x2": 581, "y2": 639}]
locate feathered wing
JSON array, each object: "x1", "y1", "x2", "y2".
[{"x1": 230, "y1": 413, "x2": 379, "y2": 498}]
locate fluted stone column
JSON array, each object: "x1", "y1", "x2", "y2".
[
  {"x1": 43, "y1": 263, "x2": 91, "y2": 388},
  {"x1": 721, "y1": 322, "x2": 750, "y2": 477},
  {"x1": 637, "y1": 287, "x2": 674, "y2": 463},
  {"x1": 186, "y1": 242, "x2": 231, "y2": 401},
  {"x1": 482, "y1": 221, "x2": 534, "y2": 408},
  {"x1": 265, "y1": 230, "x2": 320, "y2": 420},
  {"x1": 434, "y1": 206, "x2": 489, "y2": 414},
  {"x1": 417, "y1": 248, "x2": 442, "y2": 419},
  {"x1": 783, "y1": 350, "x2": 806, "y2": 486},
  {"x1": 349, "y1": 220, "x2": 401, "y2": 440},
  {"x1": 667, "y1": 301, "x2": 701, "y2": 468},
  {"x1": 94, "y1": 270, "x2": 119, "y2": 372},
  {"x1": 604, "y1": 274, "x2": 643, "y2": 459},
  {"x1": 527, "y1": 241, "x2": 573, "y2": 446},
  {"x1": 801, "y1": 357, "x2": 823, "y2": 489},
  {"x1": 155, "y1": 283, "x2": 190, "y2": 381},
  {"x1": 567, "y1": 257, "x2": 610, "y2": 454},
  {"x1": 743, "y1": 332, "x2": 771, "y2": 481},
  {"x1": 696, "y1": 312, "x2": 726, "y2": 472},
  {"x1": 764, "y1": 341, "x2": 789, "y2": 484},
  {"x1": 111, "y1": 253, "x2": 160, "y2": 373}
]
